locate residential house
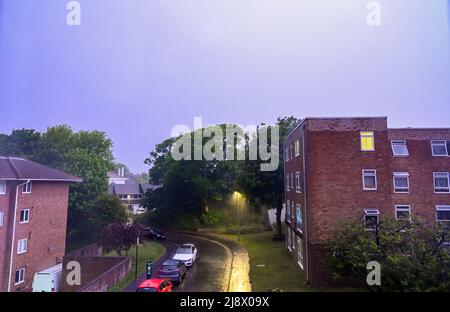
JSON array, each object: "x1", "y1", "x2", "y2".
[
  {"x1": 108, "y1": 183, "x2": 159, "y2": 215},
  {"x1": 284, "y1": 117, "x2": 450, "y2": 286},
  {"x1": 0, "y1": 156, "x2": 81, "y2": 292}
]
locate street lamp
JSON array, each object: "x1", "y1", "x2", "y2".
[{"x1": 234, "y1": 191, "x2": 242, "y2": 241}]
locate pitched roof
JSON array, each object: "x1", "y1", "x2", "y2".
[
  {"x1": 0, "y1": 156, "x2": 82, "y2": 182},
  {"x1": 112, "y1": 183, "x2": 141, "y2": 195},
  {"x1": 108, "y1": 183, "x2": 161, "y2": 195}
]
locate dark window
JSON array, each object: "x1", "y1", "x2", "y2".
[
  {"x1": 20, "y1": 209, "x2": 30, "y2": 223},
  {"x1": 437, "y1": 206, "x2": 450, "y2": 222}
]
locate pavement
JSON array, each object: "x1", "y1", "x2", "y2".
[{"x1": 123, "y1": 231, "x2": 251, "y2": 292}]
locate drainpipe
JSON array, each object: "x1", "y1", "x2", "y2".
[
  {"x1": 301, "y1": 126, "x2": 310, "y2": 282},
  {"x1": 8, "y1": 180, "x2": 30, "y2": 292}
]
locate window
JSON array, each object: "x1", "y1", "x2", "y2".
[
  {"x1": 434, "y1": 172, "x2": 450, "y2": 193},
  {"x1": 286, "y1": 175, "x2": 290, "y2": 191},
  {"x1": 395, "y1": 205, "x2": 411, "y2": 221},
  {"x1": 436, "y1": 206, "x2": 450, "y2": 222},
  {"x1": 391, "y1": 140, "x2": 409, "y2": 156},
  {"x1": 17, "y1": 238, "x2": 27, "y2": 254},
  {"x1": 285, "y1": 147, "x2": 289, "y2": 162},
  {"x1": 297, "y1": 237, "x2": 304, "y2": 268},
  {"x1": 362, "y1": 169, "x2": 377, "y2": 190},
  {"x1": 0, "y1": 181, "x2": 6, "y2": 195},
  {"x1": 364, "y1": 209, "x2": 379, "y2": 229},
  {"x1": 295, "y1": 140, "x2": 300, "y2": 157},
  {"x1": 287, "y1": 228, "x2": 292, "y2": 251},
  {"x1": 290, "y1": 173, "x2": 294, "y2": 190},
  {"x1": 295, "y1": 172, "x2": 302, "y2": 193},
  {"x1": 20, "y1": 209, "x2": 30, "y2": 224},
  {"x1": 286, "y1": 201, "x2": 291, "y2": 220},
  {"x1": 22, "y1": 181, "x2": 32, "y2": 194},
  {"x1": 393, "y1": 172, "x2": 410, "y2": 193},
  {"x1": 290, "y1": 144, "x2": 294, "y2": 160},
  {"x1": 0, "y1": 211, "x2": 3, "y2": 226},
  {"x1": 296, "y1": 204, "x2": 303, "y2": 232},
  {"x1": 15, "y1": 268, "x2": 25, "y2": 285},
  {"x1": 360, "y1": 131, "x2": 375, "y2": 151},
  {"x1": 290, "y1": 203, "x2": 294, "y2": 220},
  {"x1": 431, "y1": 140, "x2": 448, "y2": 156}
]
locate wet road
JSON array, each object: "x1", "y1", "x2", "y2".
[{"x1": 124, "y1": 232, "x2": 251, "y2": 292}]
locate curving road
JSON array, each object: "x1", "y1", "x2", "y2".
[{"x1": 124, "y1": 232, "x2": 251, "y2": 292}]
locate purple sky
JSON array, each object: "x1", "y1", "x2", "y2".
[{"x1": 1, "y1": 1, "x2": 449, "y2": 173}]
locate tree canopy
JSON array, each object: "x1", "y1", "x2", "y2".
[{"x1": 0, "y1": 125, "x2": 117, "y2": 243}]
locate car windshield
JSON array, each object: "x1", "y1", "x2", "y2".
[
  {"x1": 136, "y1": 287, "x2": 158, "y2": 292},
  {"x1": 176, "y1": 247, "x2": 192, "y2": 254},
  {"x1": 162, "y1": 265, "x2": 178, "y2": 271}
]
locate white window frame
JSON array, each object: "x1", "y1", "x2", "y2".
[
  {"x1": 436, "y1": 205, "x2": 450, "y2": 222},
  {"x1": 297, "y1": 237, "x2": 304, "y2": 269},
  {"x1": 360, "y1": 131, "x2": 375, "y2": 152},
  {"x1": 15, "y1": 268, "x2": 26, "y2": 285},
  {"x1": 431, "y1": 140, "x2": 448, "y2": 157},
  {"x1": 391, "y1": 140, "x2": 409, "y2": 156},
  {"x1": 0, "y1": 210, "x2": 4, "y2": 226},
  {"x1": 362, "y1": 169, "x2": 377, "y2": 191},
  {"x1": 433, "y1": 172, "x2": 450, "y2": 193},
  {"x1": 295, "y1": 140, "x2": 300, "y2": 157},
  {"x1": 286, "y1": 201, "x2": 291, "y2": 220},
  {"x1": 22, "y1": 181, "x2": 32, "y2": 194},
  {"x1": 295, "y1": 172, "x2": 301, "y2": 193},
  {"x1": 17, "y1": 238, "x2": 28, "y2": 254},
  {"x1": 0, "y1": 180, "x2": 6, "y2": 195},
  {"x1": 20, "y1": 209, "x2": 30, "y2": 224},
  {"x1": 395, "y1": 205, "x2": 411, "y2": 221},
  {"x1": 290, "y1": 144, "x2": 294, "y2": 160},
  {"x1": 393, "y1": 172, "x2": 410, "y2": 193},
  {"x1": 287, "y1": 228, "x2": 292, "y2": 252},
  {"x1": 290, "y1": 173, "x2": 294, "y2": 190},
  {"x1": 296, "y1": 204, "x2": 302, "y2": 232},
  {"x1": 286, "y1": 174, "x2": 290, "y2": 191},
  {"x1": 364, "y1": 209, "x2": 380, "y2": 229}
]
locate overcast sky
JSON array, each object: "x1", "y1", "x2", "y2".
[{"x1": 0, "y1": 0, "x2": 449, "y2": 173}]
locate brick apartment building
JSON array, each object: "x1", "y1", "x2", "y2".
[
  {"x1": 0, "y1": 156, "x2": 81, "y2": 292},
  {"x1": 284, "y1": 117, "x2": 450, "y2": 286}
]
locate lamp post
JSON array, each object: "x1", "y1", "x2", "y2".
[{"x1": 234, "y1": 192, "x2": 241, "y2": 241}]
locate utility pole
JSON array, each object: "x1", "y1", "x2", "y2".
[
  {"x1": 135, "y1": 237, "x2": 139, "y2": 281},
  {"x1": 237, "y1": 193, "x2": 240, "y2": 242}
]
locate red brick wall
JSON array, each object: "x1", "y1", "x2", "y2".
[
  {"x1": 284, "y1": 118, "x2": 450, "y2": 287},
  {"x1": 1, "y1": 181, "x2": 70, "y2": 292},
  {"x1": 0, "y1": 181, "x2": 15, "y2": 291},
  {"x1": 388, "y1": 129, "x2": 450, "y2": 224}
]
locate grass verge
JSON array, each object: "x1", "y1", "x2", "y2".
[
  {"x1": 225, "y1": 232, "x2": 316, "y2": 292},
  {"x1": 106, "y1": 240, "x2": 166, "y2": 292}
]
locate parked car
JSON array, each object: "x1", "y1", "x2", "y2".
[
  {"x1": 172, "y1": 243, "x2": 198, "y2": 267},
  {"x1": 143, "y1": 227, "x2": 166, "y2": 240},
  {"x1": 136, "y1": 279, "x2": 173, "y2": 292},
  {"x1": 157, "y1": 259, "x2": 186, "y2": 284},
  {"x1": 32, "y1": 263, "x2": 62, "y2": 292}
]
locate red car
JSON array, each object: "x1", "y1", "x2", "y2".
[{"x1": 136, "y1": 279, "x2": 173, "y2": 292}]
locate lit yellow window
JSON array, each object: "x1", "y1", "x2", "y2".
[{"x1": 361, "y1": 131, "x2": 375, "y2": 151}]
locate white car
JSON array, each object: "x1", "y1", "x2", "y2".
[{"x1": 172, "y1": 244, "x2": 198, "y2": 267}]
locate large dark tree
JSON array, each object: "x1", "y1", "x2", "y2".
[{"x1": 238, "y1": 116, "x2": 300, "y2": 238}]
